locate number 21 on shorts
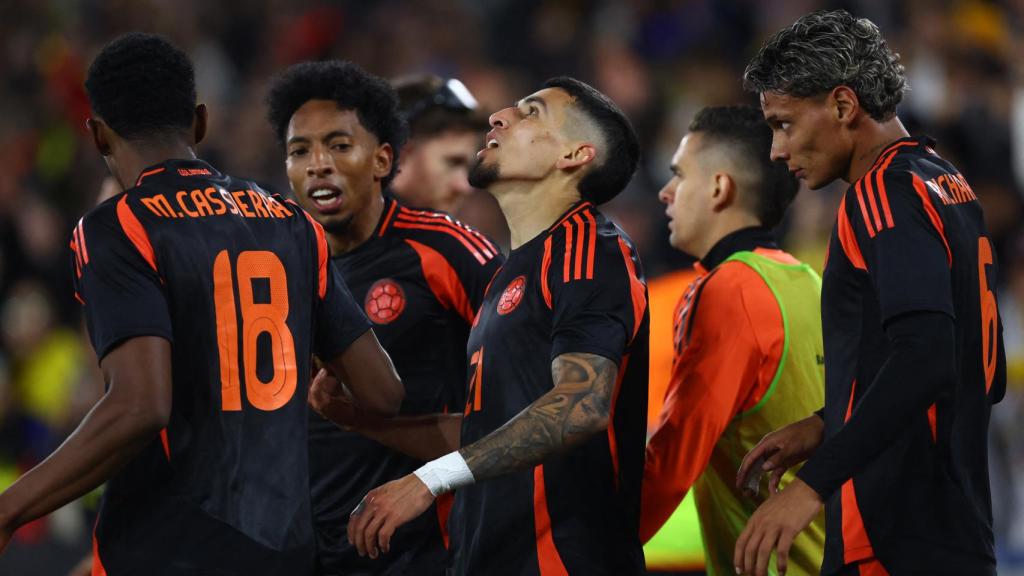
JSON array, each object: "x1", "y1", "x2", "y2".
[{"x1": 213, "y1": 250, "x2": 298, "y2": 411}]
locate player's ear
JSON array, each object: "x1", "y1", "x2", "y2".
[
  {"x1": 710, "y1": 172, "x2": 736, "y2": 212},
  {"x1": 831, "y1": 86, "x2": 858, "y2": 126},
  {"x1": 193, "y1": 103, "x2": 208, "y2": 146},
  {"x1": 373, "y1": 142, "x2": 394, "y2": 181},
  {"x1": 555, "y1": 143, "x2": 597, "y2": 171},
  {"x1": 86, "y1": 117, "x2": 112, "y2": 156}
]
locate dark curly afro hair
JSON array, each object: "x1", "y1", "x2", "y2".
[{"x1": 266, "y1": 60, "x2": 407, "y2": 188}]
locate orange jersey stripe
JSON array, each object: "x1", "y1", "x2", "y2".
[
  {"x1": 378, "y1": 200, "x2": 399, "y2": 237},
  {"x1": 561, "y1": 221, "x2": 573, "y2": 282},
  {"x1": 842, "y1": 379, "x2": 875, "y2": 564},
  {"x1": 392, "y1": 221, "x2": 487, "y2": 265},
  {"x1": 159, "y1": 428, "x2": 171, "y2": 461},
  {"x1": 837, "y1": 197, "x2": 868, "y2": 271},
  {"x1": 617, "y1": 237, "x2": 647, "y2": 342},
  {"x1": 910, "y1": 174, "x2": 952, "y2": 267},
  {"x1": 548, "y1": 201, "x2": 593, "y2": 232},
  {"x1": 92, "y1": 519, "x2": 109, "y2": 576},
  {"x1": 116, "y1": 196, "x2": 158, "y2": 272},
  {"x1": 872, "y1": 141, "x2": 916, "y2": 168},
  {"x1": 584, "y1": 211, "x2": 597, "y2": 279},
  {"x1": 76, "y1": 219, "x2": 90, "y2": 263},
  {"x1": 572, "y1": 214, "x2": 585, "y2": 280},
  {"x1": 71, "y1": 238, "x2": 83, "y2": 278},
  {"x1": 300, "y1": 210, "x2": 329, "y2": 299},
  {"x1": 854, "y1": 181, "x2": 876, "y2": 238},
  {"x1": 397, "y1": 208, "x2": 497, "y2": 258},
  {"x1": 533, "y1": 465, "x2": 569, "y2": 576},
  {"x1": 857, "y1": 558, "x2": 891, "y2": 576},
  {"x1": 863, "y1": 172, "x2": 884, "y2": 232},
  {"x1": 927, "y1": 404, "x2": 938, "y2": 443},
  {"x1": 541, "y1": 236, "x2": 553, "y2": 309},
  {"x1": 436, "y1": 492, "x2": 454, "y2": 550},
  {"x1": 135, "y1": 167, "x2": 166, "y2": 186},
  {"x1": 405, "y1": 239, "x2": 475, "y2": 323},
  {"x1": 607, "y1": 354, "x2": 629, "y2": 491},
  {"x1": 872, "y1": 152, "x2": 898, "y2": 229}
]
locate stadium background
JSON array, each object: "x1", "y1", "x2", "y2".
[{"x1": 1, "y1": 0, "x2": 1023, "y2": 574}]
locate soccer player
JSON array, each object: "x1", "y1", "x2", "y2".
[
  {"x1": 390, "y1": 74, "x2": 488, "y2": 214},
  {"x1": 265, "y1": 61, "x2": 503, "y2": 575},
  {"x1": 734, "y1": 10, "x2": 1006, "y2": 576},
  {"x1": 334, "y1": 77, "x2": 649, "y2": 574},
  {"x1": 0, "y1": 34, "x2": 403, "y2": 575},
  {"x1": 641, "y1": 105, "x2": 825, "y2": 575}
]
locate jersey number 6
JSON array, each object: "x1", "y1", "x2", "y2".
[
  {"x1": 978, "y1": 237, "x2": 998, "y2": 393},
  {"x1": 213, "y1": 250, "x2": 298, "y2": 411}
]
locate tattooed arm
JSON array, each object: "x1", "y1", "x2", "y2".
[
  {"x1": 345, "y1": 352, "x2": 619, "y2": 559},
  {"x1": 459, "y1": 352, "x2": 617, "y2": 481}
]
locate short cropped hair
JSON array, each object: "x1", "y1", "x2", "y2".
[
  {"x1": 266, "y1": 61, "x2": 407, "y2": 187},
  {"x1": 689, "y1": 105, "x2": 799, "y2": 229},
  {"x1": 743, "y1": 9, "x2": 907, "y2": 121},
  {"x1": 85, "y1": 33, "x2": 197, "y2": 141},
  {"x1": 543, "y1": 77, "x2": 640, "y2": 205}
]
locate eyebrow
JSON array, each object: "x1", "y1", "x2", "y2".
[
  {"x1": 517, "y1": 96, "x2": 547, "y2": 112},
  {"x1": 286, "y1": 130, "x2": 353, "y2": 146}
]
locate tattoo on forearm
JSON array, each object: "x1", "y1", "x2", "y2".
[{"x1": 459, "y1": 352, "x2": 616, "y2": 481}]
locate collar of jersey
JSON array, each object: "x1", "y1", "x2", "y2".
[
  {"x1": 133, "y1": 158, "x2": 221, "y2": 187},
  {"x1": 509, "y1": 200, "x2": 594, "y2": 255},
  {"x1": 696, "y1": 226, "x2": 777, "y2": 274},
  {"x1": 872, "y1": 135, "x2": 936, "y2": 166}
]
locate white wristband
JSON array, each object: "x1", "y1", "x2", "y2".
[{"x1": 413, "y1": 451, "x2": 475, "y2": 497}]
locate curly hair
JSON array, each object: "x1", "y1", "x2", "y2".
[
  {"x1": 266, "y1": 61, "x2": 407, "y2": 187},
  {"x1": 743, "y1": 10, "x2": 907, "y2": 121},
  {"x1": 85, "y1": 33, "x2": 197, "y2": 141},
  {"x1": 543, "y1": 77, "x2": 640, "y2": 205},
  {"x1": 689, "y1": 105, "x2": 799, "y2": 229}
]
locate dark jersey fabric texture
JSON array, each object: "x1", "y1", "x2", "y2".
[
  {"x1": 797, "y1": 138, "x2": 1006, "y2": 575},
  {"x1": 72, "y1": 159, "x2": 369, "y2": 576},
  {"x1": 309, "y1": 195, "x2": 502, "y2": 575},
  {"x1": 449, "y1": 201, "x2": 650, "y2": 575}
]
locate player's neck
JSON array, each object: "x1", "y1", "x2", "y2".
[
  {"x1": 492, "y1": 181, "x2": 578, "y2": 250},
  {"x1": 326, "y1": 192, "x2": 385, "y2": 255},
  {"x1": 846, "y1": 117, "x2": 910, "y2": 184},
  {"x1": 115, "y1": 142, "x2": 197, "y2": 190},
  {"x1": 694, "y1": 212, "x2": 763, "y2": 261}
]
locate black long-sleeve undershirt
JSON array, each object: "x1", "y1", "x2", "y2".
[{"x1": 797, "y1": 310, "x2": 956, "y2": 499}]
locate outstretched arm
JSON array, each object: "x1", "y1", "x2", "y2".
[
  {"x1": 0, "y1": 336, "x2": 172, "y2": 551},
  {"x1": 345, "y1": 352, "x2": 618, "y2": 559}
]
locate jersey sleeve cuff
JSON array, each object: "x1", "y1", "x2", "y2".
[
  {"x1": 549, "y1": 342, "x2": 624, "y2": 366},
  {"x1": 95, "y1": 329, "x2": 175, "y2": 363},
  {"x1": 795, "y1": 454, "x2": 842, "y2": 501},
  {"x1": 315, "y1": 325, "x2": 372, "y2": 361}
]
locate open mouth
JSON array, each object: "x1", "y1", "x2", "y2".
[
  {"x1": 477, "y1": 138, "x2": 499, "y2": 157},
  {"x1": 306, "y1": 184, "x2": 344, "y2": 213}
]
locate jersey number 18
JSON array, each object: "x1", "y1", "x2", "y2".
[{"x1": 213, "y1": 250, "x2": 298, "y2": 411}]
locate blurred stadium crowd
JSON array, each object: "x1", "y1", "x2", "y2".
[{"x1": 1, "y1": 0, "x2": 1024, "y2": 573}]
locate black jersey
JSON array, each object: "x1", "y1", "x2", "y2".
[
  {"x1": 805, "y1": 138, "x2": 1005, "y2": 575},
  {"x1": 70, "y1": 159, "x2": 369, "y2": 576},
  {"x1": 449, "y1": 201, "x2": 650, "y2": 575},
  {"x1": 309, "y1": 196, "x2": 502, "y2": 575}
]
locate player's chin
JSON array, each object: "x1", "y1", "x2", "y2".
[{"x1": 467, "y1": 158, "x2": 500, "y2": 189}]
